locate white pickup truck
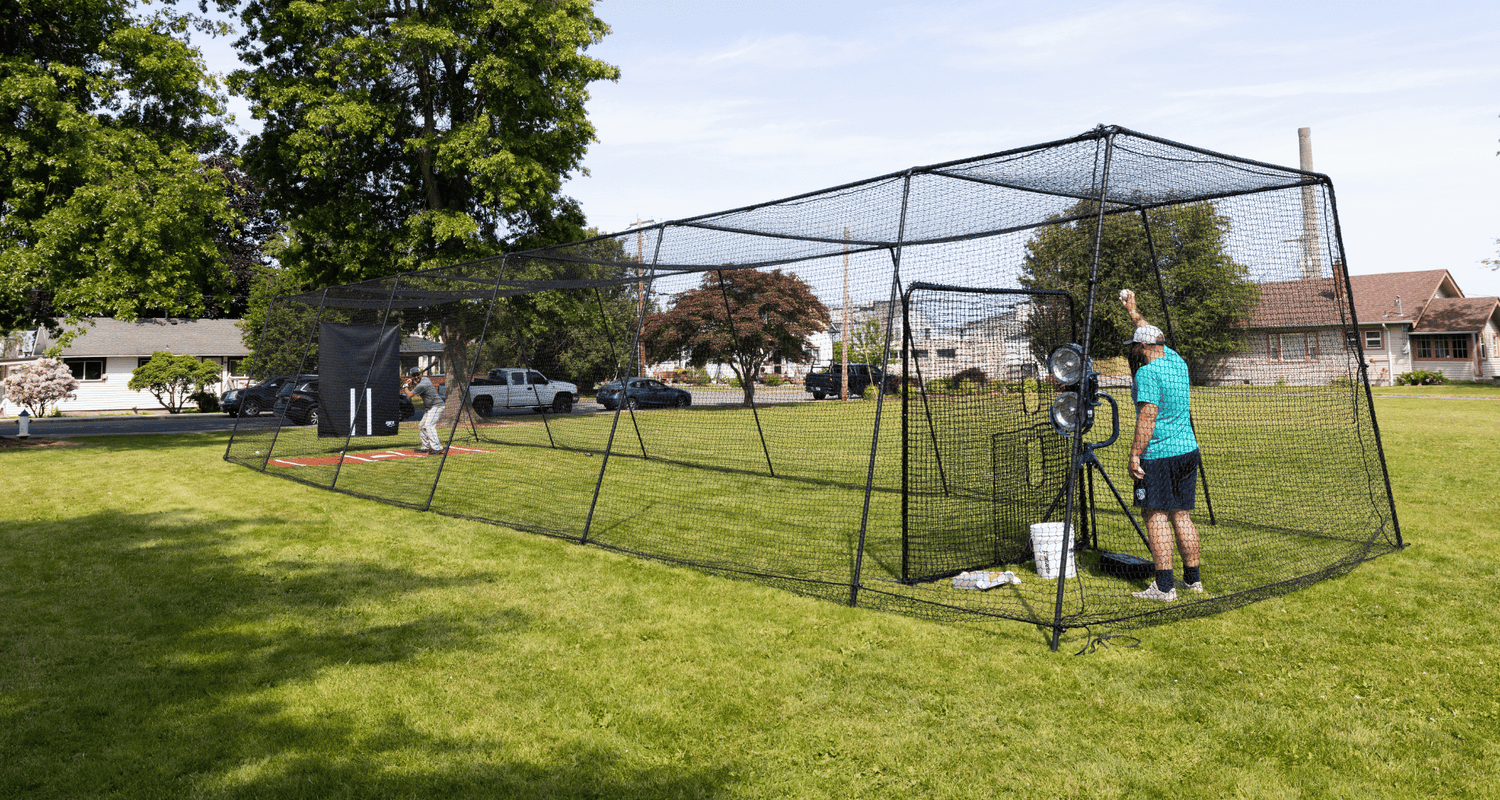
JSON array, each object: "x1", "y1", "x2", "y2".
[{"x1": 465, "y1": 368, "x2": 578, "y2": 415}]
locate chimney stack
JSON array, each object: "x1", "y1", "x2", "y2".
[{"x1": 1298, "y1": 128, "x2": 1324, "y2": 281}]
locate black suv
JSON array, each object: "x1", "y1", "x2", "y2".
[
  {"x1": 273, "y1": 377, "x2": 416, "y2": 427},
  {"x1": 222, "y1": 374, "x2": 314, "y2": 417}
]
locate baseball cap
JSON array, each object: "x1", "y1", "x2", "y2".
[
  {"x1": 408, "y1": 367, "x2": 421, "y2": 377},
  {"x1": 1124, "y1": 324, "x2": 1165, "y2": 346}
]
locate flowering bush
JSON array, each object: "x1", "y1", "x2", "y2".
[
  {"x1": 1395, "y1": 370, "x2": 1448, "y2": 386},
  {"x1": 2, "y1": 358, "x2": 79, "y2": 416}
]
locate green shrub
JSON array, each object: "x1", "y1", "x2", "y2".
[
  {"x1": 190, "y1": 391, "x2": 220, "y2": 413},
  {"x1": 728, "y1": 377, "x2": 742, "y2": 388},
  {"x1": 861, "y1": 383, "x2": 878, "y2": 400},
  {"x1": 925, "y1": 378, "x2": 951, "y2": 393},
  {"x1": 1396, "y1": 370, "x2": 1448, "y2": 386},
  {"x1": 764, "y1": 374, "x2": 785, "y2": 387},
  {"x1": 952, "y1": 367, "x2": 988, "y2": 389}
]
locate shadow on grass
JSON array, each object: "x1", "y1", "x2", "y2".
[{"x1": 0, "y1": 509, "x2": 736, "y2": 799}]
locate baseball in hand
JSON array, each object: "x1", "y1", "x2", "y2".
[{"x1": 1119, "y1": 289, "x2": 1132, "y2": 302}]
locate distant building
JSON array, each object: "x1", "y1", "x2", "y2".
[
  {"x1": 1, "y1": 318, "x2": 250, "y2": 414},
  {"x1": 1200, "y1": 269, "x2": 1500, "y2": 386}
]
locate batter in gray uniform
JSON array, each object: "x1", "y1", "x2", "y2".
[{"x1": 403, "y1": 367, "x2": 445, "y2": 454}]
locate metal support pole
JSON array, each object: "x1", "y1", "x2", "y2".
[
  {"x1": 1052, "y1": 130, "x2": 1117, "y2": 652},
  {"x1": 852, "y1": 171, "x2": 912, "y2": 607}
]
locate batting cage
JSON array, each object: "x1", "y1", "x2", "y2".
[{"x1": 225, "y1": 125, "x2": 1403, "y2": 649}]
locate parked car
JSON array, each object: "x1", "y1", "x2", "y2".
[
  {"x1": 222, "y1": 374, "x2": 314, "y2": 417},
  {"x1": 273, "y1": 378, "x2": 415, "y2": 427},
  {"x1": 596, "y1": 377, "x2": 692, "y2": 410},
  {"x1": 803, "y1": 363, "x2": 899, "y2": 400},
  {"x1": 466, "y1": 368, "x2": 578, "y2": 415}
]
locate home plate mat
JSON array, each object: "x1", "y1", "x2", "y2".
[{"x1": 269, "y1": 445, "x2": 493, "y2": 467}]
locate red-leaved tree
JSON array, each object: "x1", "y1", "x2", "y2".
[{"x1": 643, "y1": 269, "x2": 830, "y2": 406}]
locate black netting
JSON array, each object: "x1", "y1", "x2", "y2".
[{"x1": 225, "y1": 126, "x2": 1402, "y2": 648}]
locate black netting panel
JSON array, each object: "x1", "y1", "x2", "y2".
[{"x1": 225, "y1": 125, "x2": 1402, "y2": 646}]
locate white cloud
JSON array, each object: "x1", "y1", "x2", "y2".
[
  {"x1": 694, "y1": 33, "x2": 879, "y2": 71},
  {"x1": 1173, "y1": 67, "x2": 1500, "y2": 99}
]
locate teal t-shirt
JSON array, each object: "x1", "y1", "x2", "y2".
[{"x1": 1132, "y1": 346, "x2": 1198, "y2": 459}]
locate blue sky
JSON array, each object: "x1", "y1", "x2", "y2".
[{"x1": 201, "y1": 0, "x2": 1500, "y2": 294}]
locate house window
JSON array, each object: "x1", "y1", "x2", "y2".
[
  {"x1": 1268, "y1": 333, "x2": 1318, "y2": 362},
  {"x1": 1345, "y1": 331, "x2": 1358, "y2": 350},
  {"x1": 908, "y1": 349, "x2": 929, "y2": 359},
  {"x1": 1413, "y1": 335, "x2": 1468, "y2": 360},
  {"x1": 1364, "y1": 330, "x2": 1383, "y2": 350},
  {"x1": 65, "y1": 358, "x2": 104, "y2": 381},
  {"x1": 936, "y1": 348, "x2": 957, "y2": 359},
  {"x1": 227, "y1": 357, "x2": 245, "y2": 375}
]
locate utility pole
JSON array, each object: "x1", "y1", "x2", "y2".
[
  {"x1": 841, "y1": 227, "x2": 851, "y2": 401},
  {"x1": 633, "y1": 217, "x2": 654, "y2": 376},
  {"x1": 1298, "y1": 128, "x2": 1324, "y2": 281}
]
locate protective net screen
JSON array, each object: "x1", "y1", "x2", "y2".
[{"x1": 225, "y1": 126, "x2": 1402, "y2": 644}]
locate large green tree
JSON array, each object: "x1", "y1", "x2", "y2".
[
  {"x1": 1019, "y1": 201, "x2": 1258, "y2": 372},
  {"x1": 227, "y1": 0, "x2": 620, "y2": 287},
  {"x1": 642, "y1": 269, "x2": 830, "y2": 407},
  {"x1": 0, "y1": 1, "x2": 240, "y2": 334}
]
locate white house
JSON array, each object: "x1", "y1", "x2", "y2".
[
  {"x1": 1, "y1": 318, "x2": 250, "y2": 414},
  {"x1": 1200, "y1": 269, "x2": 1500, "y2": 386}
]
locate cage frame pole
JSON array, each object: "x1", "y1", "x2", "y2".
[
  {"x1": 584, "y1": 227, "x2": 667, "y2": 544},
  {"x1": 1137, "y1": 208, "x2": 1217, "y2": 525},
  {"x1": 1051, "y1": 133, "x2": 1119, "y2": 652},
  {"x1": 427, "y1": 258, "x2": 514, "y2": 513},
  {"x1": 330, "y1": 275, "x2": 403, "y2": 492},
  {"x1": 852, "y1": 170, "x2": 913, "y2": 607},
  {"x1": 713, "y1": 267, "x2": 777, "y2": 478},
  {"x1": 227, "y1": 291, "x2": 282, "y2": 462},
  {"x1": 1324, "y1": 181, "x2": 1404, "y2": 548},
  {"x1": 262, "y1": 288, "x2": 329, "y2": 473}
]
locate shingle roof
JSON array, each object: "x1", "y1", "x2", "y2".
[
  {"x1": 1412, "y1": 297, "x2": 1500, "y2": 333},
  {"x1": 1245, "y1": 269, "x2": 1478, "y2": 331},
  {"x1": 37, "y1": 318, "x2": 250, "y2": 357}
]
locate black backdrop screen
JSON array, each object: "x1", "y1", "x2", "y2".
[{"x1": 317, "y1": 323, "x2": 402, "y2": 438}]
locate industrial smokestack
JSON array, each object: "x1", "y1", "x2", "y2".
[{"x1": 1298, "y1": 127, "x2": 1324, "y2": 281}]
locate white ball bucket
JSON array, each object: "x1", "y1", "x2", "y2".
[{"x1": 1030, "y1": 522, "x2": 1077, "y2": 580}]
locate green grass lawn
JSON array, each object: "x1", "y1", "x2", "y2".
[{"x1": 2, "y1": 395, "x2": 1497, "y2": 798}]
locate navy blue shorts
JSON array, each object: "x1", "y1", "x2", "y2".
[{"x1": 1133, "y1": 448, "x2": 1200, "y2": 511}]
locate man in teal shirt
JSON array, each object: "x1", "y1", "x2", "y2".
[{"x1": 1121, "y1": 289, "x2": 1202, "y2": 601}]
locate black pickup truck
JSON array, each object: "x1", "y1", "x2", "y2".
[{"x1": 803, "y1": 363, "x2": 898, "y2": 400}]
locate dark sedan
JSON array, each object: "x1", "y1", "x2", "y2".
[
  {"x1": 222, "y1": 374, "x2": 315, "y2": 417},
  {"x1": 273, "y1": 378, "x2": 415, "y2": 426},
  {"x1": 596, "y1": 378, "x2": 692, "y2": 410}
]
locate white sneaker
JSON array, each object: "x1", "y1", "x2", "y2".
[
  {"x1": 1132, "y1": 584, "x2": 1176, "y2": 601},
  {"x1": 1180, "y1": 581, "x2": 1205, "y2": 593}
]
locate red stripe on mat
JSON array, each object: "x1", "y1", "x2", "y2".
[{"x1": 270, "y1": 447, "x2": 492, "y2": 467}]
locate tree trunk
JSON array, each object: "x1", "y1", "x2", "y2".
[{"x1": 439, "y1": 305, "x2": 479, "y2": 428}]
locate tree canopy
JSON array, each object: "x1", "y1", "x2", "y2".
[
  {"x1": 227, "y1": 0, "x2": 620, "y2": 287},
  {"x1": 643, "y1": 269, "x2": 830, "y2": 406},
  {"x1": 1019, "y1": 201, "x2": 1258, "y2": 371},
  {"x1": 0, "y1": 0, "x2": 242, "y2": 334},
  {"x1": 831, "y1": 318, "x2": 889, "y2": 368}
]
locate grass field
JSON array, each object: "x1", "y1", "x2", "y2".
[{"x1": 2, "y1": 394, "x2": 1497, "y2": 798}]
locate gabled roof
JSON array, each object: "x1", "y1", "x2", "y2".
[
  {"x1": 1412, "y1": 297, "x2": 1500, "y2": 333},
  {"x1": 1245, "y1": 269, "x2": 1479, "y2": 331},
  {"x1": 35, "y1": 318, "x2": 250, "y2": 357},
  {"x1": 1350, "y1": 269, "x2": 1457, "y2": 325}
]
